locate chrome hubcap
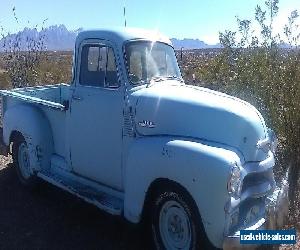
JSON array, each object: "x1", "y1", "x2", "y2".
[
  {"x1": 18, "y1": 142, "x2": 30, "y2": 179},
  {"x1": 159, "y1": 200, "x2": 192, "y2": 249}
]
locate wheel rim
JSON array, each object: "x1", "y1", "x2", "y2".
[
  {"x1": 17, "y1": 142, "x2": 31, "y2": 179},
  {"x1": 159, "y1": 200, "x2": 192, "y2": 249}
]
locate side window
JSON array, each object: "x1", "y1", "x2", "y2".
[
  {"x1": 79, "y1": 44, "x2": 119, "y2": 88},
  {"x1": 87, "y1": 47, "x2": 100, "y2": 71}
]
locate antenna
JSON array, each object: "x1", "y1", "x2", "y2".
[{"x1": 123, "y1": 0, "x2": 127, "y2": 27}]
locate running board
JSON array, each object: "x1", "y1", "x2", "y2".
[{"x1": 37, "y1": 171, "x2": 123, "y2": 216}]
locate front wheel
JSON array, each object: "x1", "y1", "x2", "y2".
[
  {"x1": 12, "y1": 134, "x2": 37, "y2": 187},
  {"x1": 151, "y1": 185, "x2": 209, "y2": 250}
]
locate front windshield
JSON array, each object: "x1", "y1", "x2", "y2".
[{"x1": 125, "y1": 41, "x2": 182, "y2": 85}]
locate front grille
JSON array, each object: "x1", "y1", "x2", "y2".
[{"x1": 241, "y1": 168, "x2": 275, "y2": 196}]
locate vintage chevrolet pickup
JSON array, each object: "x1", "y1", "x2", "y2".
[{"x1": 0, "y1": 28, "x2": 289, "y2": 249}]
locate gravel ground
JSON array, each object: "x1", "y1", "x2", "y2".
[{"x1": 0, "y1": 156, "x2": 151, "y2": 250}]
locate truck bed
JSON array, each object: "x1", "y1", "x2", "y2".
[
  {"x1": 0, "y1": 83, "x2": 70, "y2": 110},
  {"x1": 0, "y1": 83, "x2": 71, "y2": 158}
]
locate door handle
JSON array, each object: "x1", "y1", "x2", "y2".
[{"x1": 73, "y1": 95, "x2": 83, "y2": 101}]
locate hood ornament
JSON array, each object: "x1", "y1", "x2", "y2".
[{"x1": 138, "y1": 120, "x2": 156, "y2": 128}]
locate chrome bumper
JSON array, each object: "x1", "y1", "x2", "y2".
[{"x1": 223, "y1": 180, "x2": 289, "y2": 250}]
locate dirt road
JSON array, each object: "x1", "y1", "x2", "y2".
[{"x1": 0, "y1": 157, "x2": 151, "y2": 250}]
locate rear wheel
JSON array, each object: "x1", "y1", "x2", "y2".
[{"x1": 12, "y1": 134, "x2": 37, "y2": 187}]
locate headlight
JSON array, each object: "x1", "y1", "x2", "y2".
[{"x1": 227, "y1": 163, "x2": 242, "y2": 199}]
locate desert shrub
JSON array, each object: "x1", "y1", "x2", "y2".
[
  {"x1": 194, "y1": 0, "x2": 300, "y2": 209},
  {"x1": 35, "y1": 51, "x2": 72, "y2": 84},
  {"x1": 0, "y1": 7, "x2": 46, "y2": 88}
]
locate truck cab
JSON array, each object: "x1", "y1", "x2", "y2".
[{"x1": 0, "y1": 28, "x2": 288, "y2": 249}]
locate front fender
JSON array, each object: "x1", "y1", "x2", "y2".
[
  {"x1": 3, "y1": 104, "x2": 54, "y2": 172},
  {"x1": 124, "y1": 136, "x2": 241, "y2": 248}
]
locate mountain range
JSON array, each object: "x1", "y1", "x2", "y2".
[
  {"x1": 0, "y1": 25, "x2": 221, "y2": 51},
  {"x1": 171, "y1": 38, "x2": 221, "y2": 49}
]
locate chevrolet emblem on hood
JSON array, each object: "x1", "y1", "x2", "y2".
[{"x1": 138, "y1": 120, "x2": 156, "y2": 128}]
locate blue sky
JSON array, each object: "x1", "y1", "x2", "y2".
[{"x1": 1, "y1": 0, "x2": 299, "y2": 44}]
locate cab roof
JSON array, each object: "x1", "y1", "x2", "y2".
[{"x1": 76, "y1": 27, "x2": 172, "y2": 47}]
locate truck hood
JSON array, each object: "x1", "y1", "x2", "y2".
[{"x1": 131, "y1": 82, "x2": 268, "y2": 162}]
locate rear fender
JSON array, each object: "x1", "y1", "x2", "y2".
[{"x1": 3, "y1": 104, "x2": 54, "y2": 173}]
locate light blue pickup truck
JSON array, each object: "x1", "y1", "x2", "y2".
[{"x1": 0, "y1": 28, "x2": 288, "y2": 249}]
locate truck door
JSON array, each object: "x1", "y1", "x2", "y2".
[{"x1": 69, "y1": 40, "x2": 123, "y2": 190}]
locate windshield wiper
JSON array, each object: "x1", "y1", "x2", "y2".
[
  {"x1": 145, "y1": 76, "x2": 164, "y2": 87},
  {"x1": 146, "y1": 75, "x2": 184, "y2": 87},
  {"x1": 165, "y1": 75, "x2": 184, "y2": 82},
  {"x1": 151, "y1": 76, "x2": 166, "y2": 82}
]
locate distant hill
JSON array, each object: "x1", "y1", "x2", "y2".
[
  {"x1": 41, "y1": 25, "x2": 82, "y2": 50},
  {"x1": 171, "y1": 38, "x2": 221, "y2": 50},
  {"x1": 0, "y1": 25, "x2": 81, "y2": 51},
  {"x1": 0, "y1": 25, "x2": 221, "y2": 51}
]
